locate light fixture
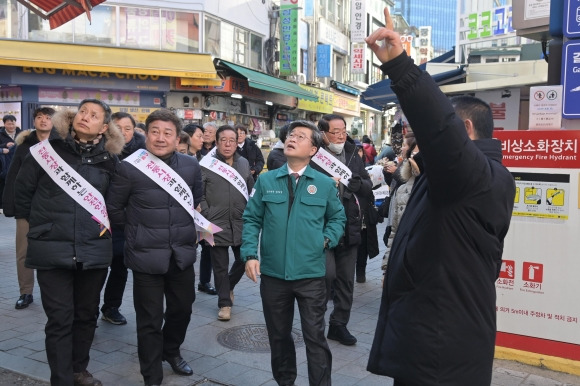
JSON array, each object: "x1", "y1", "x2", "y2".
[
  {"x1": 265, "y1": 101, "x2": 273, "y2": 106},
  {"x1": 231, "y1": 93, "x2": 243, "y2": 99}
]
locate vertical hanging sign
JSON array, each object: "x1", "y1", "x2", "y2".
[
  {"x1": 280, "y1": 0, "x2": 300, "y2": 76},
  {"x1": 350, "y1": 0, "x2": 366, "y2": 75},
  {"x1": 350, "y1": 0, "x2": 366, "y2": 43}
]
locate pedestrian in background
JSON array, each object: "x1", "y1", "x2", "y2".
[
  {"x1": 15, "y1": 99, "x2": 124, "y2": 386},
  {"x1": 266, "y1": 124, "x2": 289, "y2": 171},
  {"x1": 200, "y1": 125, "x2": 254, "y2": 321},
  {"x1": 242, "y1": 120, "x2": 345, "y2": 386},
  {"x1": 3, "y1": 107, "x2": 57, "y2": 310},
  {"x1": 235, "y1": 124, "x2": 264, "y2": 180},
  {"x1": 366, "y1": 9, "x2": 515, "y2": 385},
  {"x1": 100, "y1": 111, "x2": 145, "y2": 326}
]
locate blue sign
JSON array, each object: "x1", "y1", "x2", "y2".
[
  {"x1": 564, "y1": 0, "x2": 580, "y2": 38},
  {"x1": 561, "y1": 41, "x2": 580, "y2": 118},
  {"x1": 304, "y1": 0, "x2": 314, "y2": 17},
  {"x1": 316, "y1": 45, "x2": 332, "y2": 78}
]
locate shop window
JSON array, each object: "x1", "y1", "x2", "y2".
[
  {"x1": 319, "y1": 0, "x2": 326, "y2": 18},
  {"x1": 250, "y1": 33, "x2": 263, "y2": 70},
  {"x1": 119, "y1": 7, "x2": 161, "y2": 50},
  {"x1": 162, "y1": 11, "x2": 200, "y2": 52},
  {"x1": 235, "y1": 28, "x2": 248, "y2": 66},
  {"x1": 221, "y1": 23, "x2": 234, "y2": 62},
  {"x1": 204, "y1": 16, "x2": 220, "y2": 57},
  {"x1": 334, "y1": 54, "x2": 344, "y2": 83},
  {"x1": 74, "y1": 5, "x2": 115, "y2": 45}
]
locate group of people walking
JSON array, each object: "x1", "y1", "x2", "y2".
[{"x1": 2, "y1": 8, "x2": 515, "y2": 386}]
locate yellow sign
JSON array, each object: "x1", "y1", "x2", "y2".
[
  {"x1": 111, "y1": 106, "x2": 157, "y2": 124},
  {"x1": 333, "y1": 91, "x2": 360, "y2": 117},
  {"x1": 297, "y1": 85, "x2": 334, "y2": 114}
]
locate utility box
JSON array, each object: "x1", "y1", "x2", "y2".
[{"x1": 512, "y1": 0, "x2": 552, "y2": 41}]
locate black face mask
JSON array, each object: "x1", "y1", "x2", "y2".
[{"x1": 412, "y1": 152, "x2": 424, "y2": 174}]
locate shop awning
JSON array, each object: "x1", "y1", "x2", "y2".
[
  {"x1": 0, "y1": 40, "x2": 217, "y2": 81},
  {"x1": 16, "y1": 0, "x2": 106, "y2": 29},
  {"x1": 216, "y1": 60, "x2": 318, "y2": 102},
  {"x1": 362, "y1": 66, "x2": 466, "y2": 107}
]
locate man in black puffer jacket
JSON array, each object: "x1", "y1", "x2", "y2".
[
  {"x1": 235, "y1": 124, "x2": 264, "y2": 180},
  {"x1": 106, "y1": 109, "x2": 203, "y2": 386},
  {"x1": 311, "y1": 114, "x2": 372, "y2": 346},
  {"x1": 15, "y1": 99, "x2": 124, "y2": 386}
]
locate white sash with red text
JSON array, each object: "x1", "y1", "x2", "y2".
[
  {"x1": 30, "y1": 140, "x2": 111, "y2": 234},
  {"x1": 124, "y1": 149, "x2": 222, "y2": 245},
  {"x1": 311, "y1": 147, "x2": 353, "y2": 186},
  {"x1": 198, "y1": 147, "x2": 249, "y2": 201}
]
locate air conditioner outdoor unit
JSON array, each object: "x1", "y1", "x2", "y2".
[{"x1": 306, "y1": 81, "x2": 323, "y2": 88}]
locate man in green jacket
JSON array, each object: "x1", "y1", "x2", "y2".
[{"x1": 242, "y1": 120, "x2": 345, "y2": 386}]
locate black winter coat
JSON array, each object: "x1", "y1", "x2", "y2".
[
  {"x1": 0, "y1": 126, "x2": 22, "y2": 179},
  {"x1": 367, "y1": 53, "x2": 515, "y2": 385},
  {"x1": 266, "y1": 143, "x2": 286, "y2": 171},
  {"x1": 236, "y1": 137, "x2": 264, "y2": 180},
  {"x1": 311, "y1": 138, "x2": 372, "y2": 246},
  {"x1": 106, "y1": 152, "x2": 203, "y2": 274},
  {"x1": 14, "y1": 111, "x2": 124, "y2": 271},
  {"x1": 3, "y1": 129, "x2": 60, "y2": 218},
  {"x1": 120, "y1": 132, "x2": 146, "y2": 160}
]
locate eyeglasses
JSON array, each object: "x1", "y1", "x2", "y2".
[
  {"x1": 287, "y1": 132, "x2": 310, "y2": 143},
  {"x1": 327, "y1": 130, "x2": 347, "y2": 137},
  {"x1": 219, "y1": 138, "x2": 237, "y2": 145}
]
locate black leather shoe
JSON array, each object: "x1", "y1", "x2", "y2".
[
  {"x1": 15, "y1": 294, "x2": 33, "y2": 309},
  {"x1": 164, "y1": 356, "x2": 193, "y2": 376},
  {"x1": 198, "y1": 282, "x2": 217, "y2": 295},
  {"x1": 327, "y1": 324, "x2": 357, "y2": 345}
]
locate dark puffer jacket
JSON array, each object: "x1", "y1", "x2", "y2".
[
  {"x1": 3, "y1": 128, "x2": 60, "y2": 218},
  {"x1": 367, "y1": 53, "x2": 515, "y2": 385},
  {"x1": 200, "y1": 152, "x2": 254, "y2": 247},
  {"x1": 14, "y1": 110, "x2": 124, "y2": 271},
  {"x1": 106, "y1": 151, "x2": 203, "y2": 274},
  {"x1": 121, "y1": 132, "x2": 146, "y2": 160},
  {"x1": 311, "y1": 137, "x2": 372, "y2": 246}
]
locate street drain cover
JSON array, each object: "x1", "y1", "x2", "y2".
[{"x1": 216, "y1": 324, "x2": 304, "y2": 353}]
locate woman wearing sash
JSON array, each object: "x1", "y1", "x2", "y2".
[{"x1": 14, "y1": 99, "x2": 124, "y2": 386}]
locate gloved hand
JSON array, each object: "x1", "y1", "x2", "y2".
[{"x1": 348, "y1": 176, "x2": 362, "y2": 192}]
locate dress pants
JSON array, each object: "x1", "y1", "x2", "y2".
[
  {"x1": 132, "y1": 260, "x2": 195, "y2": 386},
  {"x1": 37, "y1": 267, "x2": 108, "y2": 386},
  {"x1": 210, "y1": 245, "x2": 245, "y2": 308},
  {"x1": 355, "y1": 228, "x2": 369, "y2": 276},
  {"x1": 199, "y1": 242, "x2": 213, "y2": 284},
  {"x1": 325, "y1": 245, "x2": 358, "y2": 327},
  {"x1": 16, "y1": 218, "x2": 34, "y2": 294},
  {"x1": 261, "y1": 275, "x2": 332, "y2": 386},
  {"x1": 101, "y1": 229, "x2": 127, "y2": 311}
]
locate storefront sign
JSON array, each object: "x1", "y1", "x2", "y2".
[
  {"x1": 317, "y1": 45, "x2": 332, "y2": 78},
  {"x1": 494, "y1": 130, "x2": 580, "y2": 168},
  {"x1": 529, "y1": 85, "x2": 563, "y2": 130},
  {"x1": 564, "y1": 0, "x2": 580, "y2": 38},
  {"x1": 350, "y1": 0, "x2": 366, "y2": 43},
  {"x1": 39, "y1": 88, "x2": 141, "y2": 106},
  {"x1": 475, "y1": 88, "x2": 520, "y2": 130},
  {"x1": 0, "y1": 87, "x2": 22, "y2": 102},
  {"x1": 332, "y1": 91, "x2": 359, "y2": 117},
  {"x1": 459, "y1": 6, "x2": 515, "y2": 44},
  {"x1": 279, "y1": 0, "x2": 300, "y2": 76},
  {"x1": 176, "y1": 77, "x2": 297, "y2": 108},
  {"x1": 297, "y1": 85, "x2": 334, "y2": 114},
  {"x1": 351, "y1": 43, "x2": 366, "y2": 74},
  {"x1": 111, "y1": 107, "x2": 157, "y2": 123},
  {"x1": 0, "y1": 67, "x2": 170, "y2": 91},
  {"x1": 561, "y1": 40, "x2": 580, "y2": 119}
]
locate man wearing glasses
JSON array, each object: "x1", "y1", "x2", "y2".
[
  {"x1": 242, "y1": 120, "x2": 345, "y2": 385},
  {"x1": 314, "y1": 114, "x2": 372, "y2": 346},
  {"x1": 199, "y1": 125, "x2": 254, "y2": 321}
]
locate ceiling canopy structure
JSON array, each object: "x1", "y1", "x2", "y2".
[{"x1": 16, "y1": 0, "x2": 106, "y2": 29}]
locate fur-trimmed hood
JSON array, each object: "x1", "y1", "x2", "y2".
[{"x1": 51, "y1": 109, "x2": 125, "y2": 155}]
